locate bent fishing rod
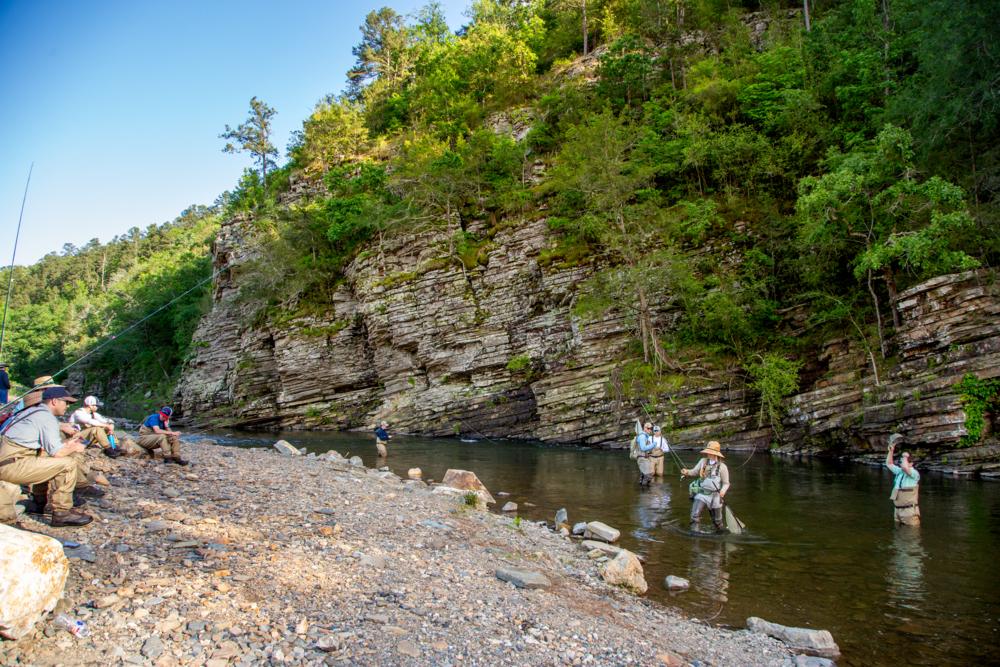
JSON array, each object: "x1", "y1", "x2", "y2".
[{"x1": 0, "y1": 163, "x2": 33, "y2": 362}]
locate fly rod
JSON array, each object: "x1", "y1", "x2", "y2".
[{"x1": 0, "y1": 162, "x2": 33, "y2": 361}]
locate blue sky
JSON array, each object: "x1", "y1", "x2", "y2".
[{"x1": 0, "y1": 0, "x2": 468, "y2": 264}]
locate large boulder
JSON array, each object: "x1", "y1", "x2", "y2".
[
  {"x1": 0, "y1": 524, "x2": 69, "y2": 639},
  {"x1": 747, "y1": 617, "x2": 840, "y2": 659},
  {"x1": 600, "y1": 549, "x2": 647, "y2": 595},
  {"x1": 273, "y1": 440, "x2": 300, "y2": 456},
  {"x1": 584, "y1": 521, "x2": 620, "y2": 543},
  {"x1": 440, "y1": 469, "x2": 495, "y2": 504}
]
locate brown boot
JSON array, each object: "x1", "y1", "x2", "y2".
[
  {"x1": 50, "y1": 509, "x2": 93, "y2": 527},
  {"x1": 164, "y1": 457, "x2": 190, "y2": 466},
  {"x1": 76, "y1": 485, "x2": 106, "y2": 498}
]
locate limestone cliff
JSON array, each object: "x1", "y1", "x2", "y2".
[{"x1": 177, "y1": 198, "x2": 1000, "y2": 456}]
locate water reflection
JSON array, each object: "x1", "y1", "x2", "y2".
[
  {"x1": 688, "y1": 540, "x2": 736, "y2": 605},
  {"x1": 633, "y1": 481, "x2": 672, "y2": 542},
  {"x1": 888, "y1": 526, "x2": 926, "y2": 611}
]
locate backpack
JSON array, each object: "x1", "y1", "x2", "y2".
[{"x1": 629, "y1": 436, "x2": 640, "y2": 459}]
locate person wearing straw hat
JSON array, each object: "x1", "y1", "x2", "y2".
[
  {"x1": 681, "y1": 440, "x2": 731, "y2": 533},
  {"x1": 886, "y1": 433, "x2": 920, "y2": 526},
  {"x1": 21, "y1": 375, "x2": 59, "y2": 409}
]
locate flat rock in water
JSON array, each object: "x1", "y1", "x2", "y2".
[
  {"x1": 583, "y1": 521, "x2": 621, "y2": 543},
  {"x1": 747, "y1": 617, "x2": 840, "y2": 659},
  {"x1": 501, "y1": 501, "x2": 518, "y2": 512},
  {"x1": 555, "y1": 508, "x2": 568, "y2": 525},
  {"x1": 495, "y1": 567, "x2": 552, "y2": 589},
  {"x1": 440, "y1": 469, "x2": 495, "y2": 504},
  {"x1": 407, "y1": 467, "x2": 422, "y2": 479},
  {"x1": 664, "y1": 575, "x2": 689, "y2": 590},
  {"x1": 0, "y1": 525, "x2": 68, "y2": 639},
  {"x1": 273, "y1": 440, "x2": 300, "y2": 456}
]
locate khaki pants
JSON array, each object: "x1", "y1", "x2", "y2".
[
  {"x1": 78, "y1": 426, "x2": 111, "y2": 449},
  {"x1": 893, "y1": 486, "x2": 920, "y2": 526},
  {"x1": 649, "y1": 454, "x2": 664, "y2": 476},
  {"x1": 137, "y1": 426, "x2": 181, "y2": 457},
  {"x1": 0, "y1": 480, "x2": 20, "y2": 524},
  {"x1": 376, "y1": 439, "x2": 388, "y2": 458},
  {"x1": 0, "y1": 437, "x2": 76, "y2": 511}
]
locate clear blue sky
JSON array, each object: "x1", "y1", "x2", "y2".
[{"x1": 0, "y1": 0, "x2": 469, "y2": 264}]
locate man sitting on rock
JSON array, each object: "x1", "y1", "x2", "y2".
[
  {"x1": 0, "y1": 386, "x2": 94, "y2": 527},
  {"x1": 138, "y1": 406, "x2": 188, "y2": 465},
  {"x1": 71, "y1": 395, "x2": 121, "y2": 458}
]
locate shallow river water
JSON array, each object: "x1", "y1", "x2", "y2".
[{"x1": 206, "y1": 430, "x2": 1000, "y2": 666}]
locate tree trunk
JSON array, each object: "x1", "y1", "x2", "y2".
[
  {"x1": 803, "y1": 0, "x2": 811, "y2": 32},
  {"x1": 867, "y1": 269, "x2": 887, "y2": 358},
  {"x1": 582, "y1": 0, "x2": 588, "y2": 56},
  {"x1": 883, "y1": 267, "x2": 901, "y2": 329}
]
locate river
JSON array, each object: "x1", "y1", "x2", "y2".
[{"x1": 204, "y1": 430, "x2": 1000, "y2": 666}]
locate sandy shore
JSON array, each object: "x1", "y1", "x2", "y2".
[{"x1": 3, "y1": 439, "x2": 796, "y2": 666}]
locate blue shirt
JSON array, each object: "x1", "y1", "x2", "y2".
[
  {"x1": 143, "y1": 413, "x2": 168, "y2": 430},
  {"x1": 374, "y1": 427, "x2": 389, "y2": 442},
  {"x1": 637, "y1": 432, "x2": 654, "y2": 452},
  {"x1": 887, "y1": 463, "x2": 920, "y2": 490}
]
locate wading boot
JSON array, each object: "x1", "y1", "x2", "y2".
[
  {"x1": 712, "y1": 508, "x2": 729, "y2": 534},
  {"x1": 164, "y1": 457, "x2": 190, "y2": 466},
  {"x1": 76, "y1": 485, "x2": 106, "y2": 498},
  {"x1": 103, "y1": 448, "x2": 122, "y2": 459},
  {"x1": 70, "y1": 493, "x2": 89, "y2": 508},
  {"x1": 50, "y1": 509, "x2": 93, "y2": 527},
  {"x1": 25, "y1": 494, "x2": 47, "y2": 515}
]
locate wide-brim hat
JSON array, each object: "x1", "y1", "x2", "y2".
[
  {"x1": 33, "y1": 375, "x2": 57, "y2": 387},
  {"x1": 700, "y1": 440, "x2": 725, "y2": 458}
]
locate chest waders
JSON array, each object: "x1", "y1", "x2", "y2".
[{"x1": 690, "y1": 462, "x2": 726, "y2": 533}]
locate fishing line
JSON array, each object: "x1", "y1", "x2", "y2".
[{"x1": 0, "y1": 163, "x2": 33, "y2": 361}]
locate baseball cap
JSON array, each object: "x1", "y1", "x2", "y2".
[
  {"x1": 160, "y1": 406, "x2": 174, "y2": 417},
  {"x1": 84, "y1": 396, "x2": 103, "y2": 407},
  {"x1": 42, "y1": 387, "x2": 78, "y2": 402}
]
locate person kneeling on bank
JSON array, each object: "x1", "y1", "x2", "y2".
[
  {"x1": 71, "y1": 395, "x2": 122, "y2": 458},
  {"x1": 0, "y1": 387, "x2": 94, "y2": 526},
  {"x1": 138, "y1": 406, "x2": 188, "y2": 465}
]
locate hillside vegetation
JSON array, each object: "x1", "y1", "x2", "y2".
[{"x1": 228, "y1": 0, "x2": 999, "y2": 429}]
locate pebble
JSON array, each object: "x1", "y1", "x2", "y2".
[{"x1": 397, "y1": 639, "x2": 421, "y2": 657}]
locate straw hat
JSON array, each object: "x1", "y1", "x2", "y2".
[{"x1": 700, "y1": 440, "x2": 725, "y2": 458}]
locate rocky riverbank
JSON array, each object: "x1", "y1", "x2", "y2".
[{"x1": 2, "y1": 439, "x2": 805, "y2": 666}]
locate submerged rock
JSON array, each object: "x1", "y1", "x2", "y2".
[
  {"x1": 501, "y1": 501, "x2": 518, "y2": 512},
  {"x1": 747, "y1": 617, "x2": 840, "y2": 658},
  {"x1": 664, "y1": 575, "x2": 689, "y2": 590},
  {"x1": 0, "y1": 525, "x2": 69, "y2": 639},
  {"x1": 407, "y1": 467, "x2": 422, "y2": 480},
  {"x1": 555, "y1": 508, "x2": 568, "y2": 526}
]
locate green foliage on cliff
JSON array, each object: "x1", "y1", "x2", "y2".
[
  {"x1": 0, "y1": 206, "x2": 218, "y2": 412},
  {"x1": 225, "y1": 0, "x2": 999, "y2": 429},
  {"x1": 956, "y1": 374, "x2": 1000, "y2": 447}
]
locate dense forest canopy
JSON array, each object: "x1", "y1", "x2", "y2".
[{"x1": 4, "y1": 0, "x2": 997, "y2": 425}]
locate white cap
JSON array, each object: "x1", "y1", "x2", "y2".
[{"x1": 83, "y1": 395, "x2": 101, "y2": 407}]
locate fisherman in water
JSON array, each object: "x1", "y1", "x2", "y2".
[
  {"x1": 681, "y1": 440, "x2": 730, "y2": 533},
  {"x1": 886, "y1": 433, "x2": 920, "y2": 526},
  {"x1": 374, "y1": 420, "x2": 391, "y2": 458}
]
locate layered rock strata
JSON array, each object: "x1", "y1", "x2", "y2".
[{"x1": 179, "y1": 207, "x2": 1000, "y2": 455}]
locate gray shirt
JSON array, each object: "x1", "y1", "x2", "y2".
[{"x1": 2, "y1": 405, "x2": 65, "y2": 456}]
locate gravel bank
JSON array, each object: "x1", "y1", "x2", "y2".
[{"x1": 3, "y1": 440, "x2": 794, "y2": 666}]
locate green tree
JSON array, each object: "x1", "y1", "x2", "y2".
[
  {"x1": 797, "y1": 124, "x2": 979, "y2": 349},
  {"x1": 220, "y1": 97, "x2": 278, "y2": 185}
]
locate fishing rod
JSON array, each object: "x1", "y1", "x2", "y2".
[{"x1": 0, "y1": 163, "x2": 33, "y2": 361}]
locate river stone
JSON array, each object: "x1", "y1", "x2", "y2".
[
  {"x1": 501, "y1": 501, "x2": 518, "y2": 512},
  {"x1": 349, "y1": 456, "x2": 365, "y2": 468},
  {"x1": 584, "y1": 521, "x2": 620, "y2": 543},
  {"x1": 747, "y1": 617, "x2": 840, "y2": 658},
  {"x1": 664, "y1": 575, "x2": 690, "y2": 590},
  {"x1": 407, "y1": 468, "x2": 422, "y2": 480},
  {"x1": 782, "y1": 657, "x2": 837, "y2": 667},
  {"x1": 572, "y1": 522, "x2": 587, "y2": 535},
  {"x1": 600, "y1": 550, "x2": 647, "y2": 595},
  {"x1": 440, "y1": 469, "x2": 495, "y2": 504},
  {"x1": 397, "y1": 640, "x2": 421, "y2": 657},
  {"x1": 495, "y1": 567, "x2": 552, "y2": 589},
  {"x1": 326, "y1": 450, "x2": 344, "y2": 461},
  {"x1": 0, "y1": 524, "x2": 69, "y2": 639},
  {"x1": 273, "y1": 440, "x2": 300, "y2": 456},
  {"x1": 141, "y1": 635, "x2": 164, "y2": 659},
  {"x1": 555, "y1": 508, "x2": 568, "y2": 526}
]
